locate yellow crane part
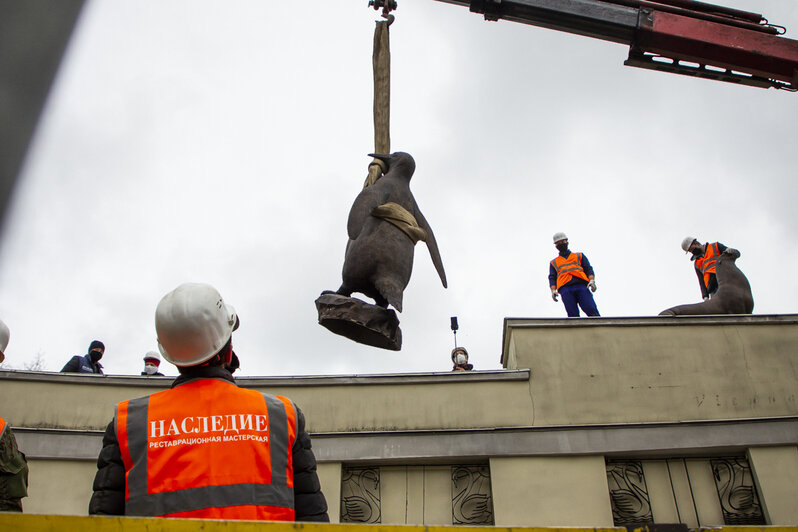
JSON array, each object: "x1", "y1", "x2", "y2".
[{"x1": 3, "y1": 515, "x2": 798, "y2": 532}]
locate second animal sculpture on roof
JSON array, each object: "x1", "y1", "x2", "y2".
[
  {"x1": 659, "y1": 248, "x2": 753, "y2": 316},
  {"x1": 316, "y1": 152, "x2": 447, "y2": 350}
]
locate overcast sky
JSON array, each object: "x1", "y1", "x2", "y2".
[{"x1": 0, "y1": 0, "x2": 796, "y2": 377}]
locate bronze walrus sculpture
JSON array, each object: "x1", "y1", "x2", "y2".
[
  {"x1": 336, "y1": 151, "x2": 447, "y2": 312},
  {"x1": 315, "y1": 152, "x2": 446, "y2": 350},
  {"x1": 659, "y1": 248, "x2": 753, "y2": 316}
]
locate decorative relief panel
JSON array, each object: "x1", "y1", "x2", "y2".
[
  {"x1": 710, "y1": 457, "x2": 765, "y2": 525},
  {"x1": 451, "y1": 465, "x2": 494, "y2": 525},
  {"x1": 341, "y1": 467, "x2": 381, "y2": 523},
  {"x1": 606, "y1": 460, "x2": 653, "y2": 526}
]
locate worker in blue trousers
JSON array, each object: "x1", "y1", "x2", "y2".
[{"x1": 548, "y1": 232, "x2": 600, "y2": 317}]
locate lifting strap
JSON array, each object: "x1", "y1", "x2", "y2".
[
  {"x1": 371, "y1": 202, "x2": 427, "y2": 244},
  {"x1": 364, "y1": 20, "x2": 391, "y2": 188}
]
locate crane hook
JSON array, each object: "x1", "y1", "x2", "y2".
[{"x1": 368, "y1": 0, "x2": 397, "y2": 25}]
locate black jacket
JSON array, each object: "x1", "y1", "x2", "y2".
[
  {"x1": 88, "y1": 366, "x2": 329, "y2": 521},
  {"x1": 60, "y1": 354, "x2": 103, "y2": 374}
]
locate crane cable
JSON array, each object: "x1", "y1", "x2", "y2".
[
  {"x1": 364, "y1": 13, "x2": 393, "y2": 188},
  {"x1": 363, "y1": 5, "x2": 424, "y2": 245}
]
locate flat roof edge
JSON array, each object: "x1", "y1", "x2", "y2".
[
  {"x1": 504, "y1": 313, "x2": 798, "y2": 329},
  {"x1": 0, "y1": 368, "x2": 530, "y2": 387},
  {"x1": 500, "y1": 313, "x2": 798, "y2": 365}
]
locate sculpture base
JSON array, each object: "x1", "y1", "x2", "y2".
[{"x1": 315, "y1": 292, "x2": 402, "y2": 351}]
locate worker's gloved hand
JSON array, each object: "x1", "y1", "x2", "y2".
[
  {"x1": 551, "y1": 289, "x2": 558, "y2": 302},
  {"x1": 588, "y1": 280, "x2": 597, "y2": 292},
  {"x1": 703, "y1": 296, "x2": 709, "y2": 302}
]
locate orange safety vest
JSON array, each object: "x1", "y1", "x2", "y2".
[
  {"x1": 0, "y1": 417, "x2": 6, "y2": 438},
  {"x1": 116, "y1": 378, "x2": 297, "y2": 520},
  {"x1": 551, "y1": 252, "x2": 589, "y2": 290},
  {"x1": 695, "y1": 242, "x2": 720, "y2": 288}
]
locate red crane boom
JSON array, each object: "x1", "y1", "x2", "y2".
[{"x1": 435, "y1": 0, "x2": 798, "y2": 90}]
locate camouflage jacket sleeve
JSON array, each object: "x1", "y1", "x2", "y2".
[{"x1": 0, "y1": 425, "x2": 28, "y2": 511}]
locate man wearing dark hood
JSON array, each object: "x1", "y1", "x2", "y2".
[{"x1": 60, "y1": 340, "x2": 105, "y2": 374}]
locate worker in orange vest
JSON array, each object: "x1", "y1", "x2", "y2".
[
  {"x1": 0, "y1": 319, "x2": 30, "y2": 512},
  {"x1": 89, "y1": 283, "x2": 329, "y2": 521},
  {"x1": 681, "y1": 236, "x2": 729, "y2": 301},
  {"x1": 549, "y1": 232, "x2": 599, "y2": 317}
]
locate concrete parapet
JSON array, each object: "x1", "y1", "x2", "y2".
[
  {"x1": 502, "y1": 315, "x2": 798, "y2": 425},
  {"x1": 0, "y1": 369, "x2": 533, "y2": 433}
]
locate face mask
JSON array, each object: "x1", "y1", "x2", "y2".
[
  {"x1": 89, "y1": 350, "x2": 103, "y2": 363},
  {"x1": 455, "y1": 353, "x2": 467, "y2": 365},
  {"x1": 143, "y1": 365, "x2": 157, "y2": 375},
  {"x1": 556, "y1": 242, "x2": 568, "y2": 252}
]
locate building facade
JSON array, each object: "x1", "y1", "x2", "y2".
[{"x1": 1, "y1": 315, "x2": 796, "y2": 525}]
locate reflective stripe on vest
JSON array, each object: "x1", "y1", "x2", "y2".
[
  {"x1": 696, "y1": 243, "x2": 720, "y2": 287},
  {"x1": 116, "y1": 379, "x2": 296, "y2": 519},
  {"x1": 551, "y1": 252, "x2": 589, "y2": 290}
]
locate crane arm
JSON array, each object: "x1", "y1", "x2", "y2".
[{"x1": 435, "y1": 0, "x2": 798, "y2": 90}]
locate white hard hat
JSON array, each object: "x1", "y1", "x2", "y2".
[
  {"x1": 155, "y1": 283, "x2": 237, "y2": 367},
  {"x1": 681, "y1": 236, "x2": 697, "y2": 253},
  {"x1": 143, "y1": 351, "x2": 161, "y2": 363},
  {"x1": 0, "y1": 319, "x2": 8, "y2": 363},
  {"x1": 552, "y1": 232, "x2": 568, "y2": 243}
]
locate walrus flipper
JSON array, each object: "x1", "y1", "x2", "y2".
[
  {"x1": 415, "y1": 207, "x2": 447, "y2": 288},
  {"x1": 659, "y1": 303, "x2": 711, "y2": 316}
]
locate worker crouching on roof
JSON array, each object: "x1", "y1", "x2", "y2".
[
  {"x1": 549, "y1": 232, "x2": 600, "y2": 317},
  {"x1": 89, "y1": 283, "x2": 329, "y2": 521},
  {"x1": 681, "y1": 236, "x2": 728, "y2": 301}
]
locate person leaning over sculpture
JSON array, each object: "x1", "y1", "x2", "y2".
[
  {"x1": 89, "y1": 283, "x2": 329, "y2": 521},
  {"x1": 60, "y1": 340, "x2": 105, "y2": 374},
  {"x1": 681, "y1": 236, "x2": 728, "y2": 301},
  {"x1": 549, "y1": 232, "x2": 599, "y2": 317},
  {"x1": 0, "y1": 319, "x2": 30, "y2": 512}
]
